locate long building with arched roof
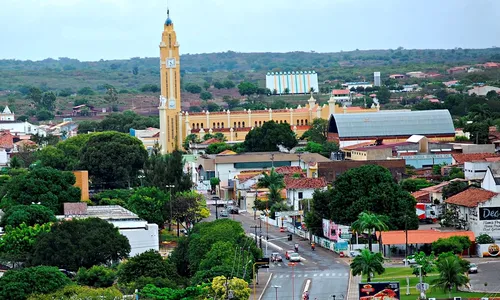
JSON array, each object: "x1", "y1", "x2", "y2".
[{"x1": 328, "y1": 109, "x2": 455, "y2": 147}]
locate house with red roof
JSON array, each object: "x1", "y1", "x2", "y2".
[
  {"x1": 444, "y1": 187, "x2": 500, "y2": 239},
  {"x1": 284, "y1": 177, "x2": 327, "y2": 210},
  {"x1": 331, "y1": 89, "x2": 352, "y2": 105}
]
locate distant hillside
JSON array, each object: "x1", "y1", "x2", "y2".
[{"x1": 1, "y1": 48, "x2": 500, "y2": 93}]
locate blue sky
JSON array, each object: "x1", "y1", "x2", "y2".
[{"x1": 1, "y1": 0, "x2": 499, "y2": 61}]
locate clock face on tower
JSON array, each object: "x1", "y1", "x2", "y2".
[
  {"x1": 167, "y1": 58, "x2": 176, "y2": 68},
  {"x1": 168, "y1": 99, "x2": 176, "y2": 109}
]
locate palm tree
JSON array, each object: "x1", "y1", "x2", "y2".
[
  {"x1": 256, "y1": 168, "x2": 285, "y2": 210},
  {"x1": 350, "y1": 249, "x2": 385, "y2": 282},
  {"x1": 351, "y1": 212, "x2": 389, "y2": 252},
  {"x1": 432, "y1": 255, "x2": 469, "y2": 298}
]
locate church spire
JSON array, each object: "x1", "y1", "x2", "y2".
[{"x1": 165, "y1": 8, "x2": 173, "y2": 26}]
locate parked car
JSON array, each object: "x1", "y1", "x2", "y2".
[
  {"x1": 469, "y1": 263, "x2": 478, "y2": 273},
  {"x1": 403, "y1": 255, "x2": 416, "y2": 265},
  {"x1": 289, "y1": 252, "x2": 301, "y2": 262},
  {"x1": 59, "y1": 269, "x2": 77, "y2": 278},
  {"x1": 350, "y1": 250, "x2": 362, "y2": 257},
  {"x1": 179, "y1": 229, "x2": 189, "y2": 236},
  {"x1": 285, "y1": 250, "x2": 295, "y2": 260},
  {"x1": 220, "y1": 210, "x2": 228, "y2": 217},
  {"x1": 271, "y1": 252, "x2": 283, "y2": 262}
]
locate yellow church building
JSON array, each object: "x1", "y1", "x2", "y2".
[{"x1": 157, "y1": 11, "x2": 379, "y2": 154}]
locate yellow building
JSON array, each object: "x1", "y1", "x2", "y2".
[{"x1": 158, "y1": 11, "x2": 379, "y2": 153}]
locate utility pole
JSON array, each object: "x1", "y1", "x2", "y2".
[
  {"x1": 215, "y1": 196, "x2": 219, "y2": 220},
  {"x1": 404, "y1": 215, "x2": 409, "y2": 267},
  {"x1": 166, "y1": 184, "x2": 175, "y2": 231},
  {"x1": 272, "y1": 285, "x2": 281, "y2": 300},
  {"x1": 250, "y1": 225, "x2": 259, "y2": 247}
]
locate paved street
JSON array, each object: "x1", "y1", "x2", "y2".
[
  {"x1": 206, "y1": 204, "x2": 349, "y2": 300},
  {"x1": 467, "y1": 259, "x2": 500, "y2": 292}
]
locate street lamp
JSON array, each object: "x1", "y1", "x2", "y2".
[
  {"x1": 166, "y1": 184, "x2": 175, "y2": 231},
  {"x1": 404, "y1": 215, "x2": 409, "y2": 267},
  {"x1": 272, "y1": 285, "x2": 281, "y2": 300}
]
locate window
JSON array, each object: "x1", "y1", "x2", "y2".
[
  {"x1": 192, "y1": 123, "x2": 195, "y2": 129},
  {"x1": 255, "y1": 121, "x2": 258, "y2": 127},
  {"x1": 234, "y1": 122, "x2": 237, "y2": 128},
  {"x1": 238, "y1": 122, "x2": 241, "y2": 128},
  {"x1": 221, "y1": 122, "x2": 224, "y2": 128},
  {"x1": 305, "y1": 119, "x2": 308, "y2": 125},
  {"x1": 213, "y1": 122, "x2": 215, "y2": 128},
  {"x1": 217, "y1": 122, "x2": 220, "y2": 128},
  {"x1": 296, "y1": 120, "x2": 299, "y2": 125},
  {"x1": 200, "y1": 123, "x2": 203, "y2": 129},
  {"x1": 197, "y1": 123, "x2": 200, "y2": 129},
  {"x1": 298, "y1": 192, "x2": 303, "y2": 199},
  {"x1": 242, "y1": 121, "x2": 245, "y2": 127},
  {"x1": 301, "y1": 120, "x2": 304, "y2": 126}
]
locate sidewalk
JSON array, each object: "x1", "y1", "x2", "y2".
[
  {"x1": 347, "y1": 273, "x2": 360, "y2": 300},
  {"x1": 250, "y1": 271, "x2": 273, "y2": 300}
]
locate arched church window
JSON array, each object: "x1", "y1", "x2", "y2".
[
  {"x1": 301, "y1": 120, "x2": 304, "y2": 126},
  {"x1": 238, "y1": 122, "x2": 241, "y2": 128},
  {"x1": 305, "y1": 119, "x2": 308, "y2": 125},
  {"x1": 242, "y1": 121, "x2": 245, "y2": 127},
  {"x1": 221, "y1": 122, "x2": 224, "y2": 128}
]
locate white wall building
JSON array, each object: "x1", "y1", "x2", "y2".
[
  {"x1": 465, "y1": 161, "x2": 500, "y2": 180},
  {"x1": 343, "y1": 82, "x2": 373, "y2": 90},
  {"x1": 0, "y1": 106, "x2": 14, "y2": 121},
  {"x1": 482, "y1": 166, "x2": 500, "y2": 193},
  {"x1": 284, "y1": 177, "x2": 327, "y2": 210},
  {"x1": 445, "y1": 187, "x2": 500, "y2": 240},
  {"x1": 63, "y1": 204, "x2": 159, "y2": 257}
]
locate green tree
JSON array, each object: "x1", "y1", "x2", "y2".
[
  {"x1": 76, "y1": 265, "x2": 117, "y2": 288},
  {"x1": 200, "y1": 91, "x2": 213, "y2": 100},
  {"x1": 305, "y1": 189, "x2": 331, "y2": 237},
  {"x1": 0, "y1": 167, "x2": 81, "y2": 214},
  {"x1": 464, "y1": 121, "x2": 489, "y2": 144},
  {"x1": 194, "y1": 241, "x2": 236, "y2": 282},
  {"x1": 0, "y1": 266, "x2": 71, "y2": 300},
  {"x1": 183, "y1": 133, "x2": 200, "y2": 150},
  {"x1": 128, "y1": 187, "x2": 170, "y2": 227},
  {"x1": 223, "y1": 97, "x2": 240, "y2": 109},
  {"x1": 185, "y1": 83, "x2": 202, "y2": 94},
  {"x1": 411, "y1": 251, "x2": 435, "y2": 278},
  {"x1": 28, "y1": 285, "x2": 123, "y2": 300},
  {"x1": 0, "y1": 205, "x2": 56, "y2": 228},
  {"x1": 301, "y1": 118, "x2": 328, "y2": 144},
  {"x1": 213, "y1": 81, "x2": 224, "y2": 89},
  {"x1": 143, "y1": 148, "x2": 192, "y2": 193},
  {"x1": 255, "y1": 168, "x2": 285, "y2": 210},
  {"x1": 36, "y1": 109, "x2": 54, "y2": 121},
  {"x1": 350, "y1": 249, "x2": 385, "y2": 282},
  {"x1": 431, "y1": 254, "x2": 469, "y2": 297},
  {"x1": 442, "y1": 181, "x2": 468, "y2": 200},
  {"x1": 210, "y1": 276, "x2": 251, "y2": 300},
  {"x1": 400, "y1": 178, "x2": 434, "y2": 193},
  {"x1": 351, "y1": 212, "x2": 389, "y2": 252},
  {"x1": 328, "y1": 165, "x2": 418, "y2": 230},
  {"x1": 9, "y1": 156, "x2": 24, "y2": 168},
  {"x1": 206, "y1": 142, "x2": 230, "y2": 154},
  {"x1": 29, "y1": 218, "x2": 130, "y2": 271},
  {"x1": 210, "y1": 177, "x2": 220, "y2": 193},
  {"x1": 78, "y1": 87, "x2": 95, "y2": 95},
  {"x1": 243, "y1": 121, "x2": 298, "y2": 151},
  {"x1": 132, "y1": 66, "x2": 139, "y2": 75},
  {"x1": 476, "y1": 233, "x2": 494, "y2": 244},
  {"x1": 223, "y1": 80, "x2": 235, "y2": 89},
  {"x1": 431, "y1": 236, "x2": 471, "y2": 255},
  {"x1": 237, "y1": 81, "x2": 258, "y2": 96},
  {"x1": 376, "y1": 86, "x2": 391, "y2": 104},
  {"x1": 104, "y1": 87, "x2": 119, "y2": 110},
  {"x1": 118, "y1": 250, "x2": 179, "y2": 286},
  {"x1": 203, "y1": 82, "x2": 211, "y2": 90},
  {"x1": 0, "y1": 223, "x2": 52, "y2": 266},
  {"x1": 35, "y1": 134, "x2": 91, "y2": 171},
  {"x1": 207, "y1": 101, "x2": 220, "y2": 112},
  {"x1": 214, "y1": 132, "x2": 227, "y2": 142},
  {"x1": 171, "y1": 191, "x2": 210, "y2": 234},
  {"x1": 139, "y1": 284, "x2": 209, "y2": 300},
  {"x1": 80, "y1": 131, "x2": 148, "y2": 189}
]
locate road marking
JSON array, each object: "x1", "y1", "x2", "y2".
[
  {"x1": 313, "y1": 274, "x2": 317, "y2": 277},
  {"x1": 303, "y1": 279, "x2": 312, "y2": 295},
  {"x1": 286, "y1": 275, "x2": 289, "y2": 278},
  {"x1": 326, "y1": 273, "x2": 330, "y2": 276},
  {"x1": 344, "y1": 273, "x2": 348, "y2": 276},
  {"x1": 336, "y1": 261, "x2": 340, "y2": 264},
  {"x1": 298, "y1": 274, "x2": 302, "y2": 277},
  {"x1": 320, "y1": 273, "x2": 324, "y2": 277},
  {"x1": 273, "y1": 275, "x2": 277, "y2": 279},
  {"x1": 300, "y1": 262, "x2": 305, "y2": 265},
  {"x1": 279, "y1": 275, "x2": 284, "y2": 278}
]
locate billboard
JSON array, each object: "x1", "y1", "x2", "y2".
[
  {"x1": 479, "y1": 207, "x2": 500, "y2": 220},
  {"x1": 358, "y1": 282, "x2": 400, "y2": 300},
  {"x1": 322, "y1": 219, "x2": 351, "y2": 241}
]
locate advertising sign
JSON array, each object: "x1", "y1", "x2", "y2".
[
  {"x1": 358, "y1": 282, "x2": 400, "y2": 300},
  {"x1": 479, "y1": 207, "x2": 500, "y2": 221}
]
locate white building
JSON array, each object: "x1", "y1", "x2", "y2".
[
  {"x1": 266, "y1": 71, "x2": 319, "y2": 94},
  {"x1": 285, "y1": 177, "x2": 327, "y2": 210},
  {"x1": 445, "y1": 187, "x2": 500, "y2": 240},
  {"x1": 468, "y1": 85, "x2": 500, "y2": 96},
  {"x1": 482, "y1": 166, "x2": 500, "y2": 193},
  {"x1": 374, "y1": 72, "x2": 381, "y2": 87},
  {"x1": 0, "y1": 106, "x2": 14, "y2": 121},
  {"x1": 63, "y1": 204, "x2": 159, "y2": 257},
  {"x1": 331, "y1": 89, "x2": 351, "y2": 105},
  {"x1": 465, "y1": 161, "x2": 500, "y2": 181},
  {"x1": 343, "y1": 82, "x2": 373, "y2": 90}
]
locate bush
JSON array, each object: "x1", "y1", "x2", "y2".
[
  {"x1": 28, "y1": 285, "x2": 122, "y2": 300},
  {"x1": 76, "y1": 265, "x2": 117, "y2": 288},
  {"x1": 476, "y1": 233, "x2": 495, "y2": 244},
  {"x1": 0, "y1": 204, "x2": 57, "y2": 228},
  {"x1": 36, "y1": 110, "x2": 54, "y2": 121}
]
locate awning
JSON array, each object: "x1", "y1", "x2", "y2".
[{"x1": 379, "y1": 230, "x2": 475, "y2": 245}]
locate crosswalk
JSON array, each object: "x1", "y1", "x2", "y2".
[
  {"x1": 272, "y1": 272, "x2": 349, "y2": 279},
  {"x1": 272, "y1": 262, "x2": 306, "y2": 267}
]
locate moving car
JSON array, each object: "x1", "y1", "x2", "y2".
[
  {"x1": 469, "y1": 263, "x2": 478, "y2": 273},
  {"x1": 227, "y1": 206, "x2": 239, "y2": 214},
  {"x1": 220, "y1": 210, "x2": 228, "y2": 217},
  {"x1": 403, "y1": 255, "x2": 416, "y2": 265},
  {"x1": 289, "y1": 252, "x2": 301, "y2": 262},
  {"x1": 271, "y1": 252, "x2": 283, "y2": 262},
  {"x1": 285, "y1": 250, "x2": 295, "y2": 260}
]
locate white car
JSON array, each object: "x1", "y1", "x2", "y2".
[
  {"x1": 403, "y1": 256, "x2": 416, "y2": 265},
  {"x1": 350, "y1": 250, "x2": 362, "y2": 257},
  {"x1": 289, "y1": 252, "x2": 301, "y2": 262}
]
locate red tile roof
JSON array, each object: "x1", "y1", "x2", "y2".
[
  {"x1": 411, "y1": 190, "x2": 430, "y2": 203},
  {"x1": 275, "y1": 166, "x2": 303, "y2": 175},
  {"x1": 445, "y1": 187, "x2": 498, "y2": 207},
  {"x1": 201, "y1": 138, "x2": 220, "y2": 145},
  {"x1": 332, "y1": 89, "x2": 350, "y2": 95},
  {"x1": 380, "y1": 229, "x2": 475, "y2": 245},
  {"x1": 284, "y1": 177, "x2": 327, "y2": 189},
  {"x1": 452, "y1": 153, "x2": 500, "y2": 164}
]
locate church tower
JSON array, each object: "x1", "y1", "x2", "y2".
[{"x1": 159, "y1": 9, "x2": 182, "y2": 154}]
